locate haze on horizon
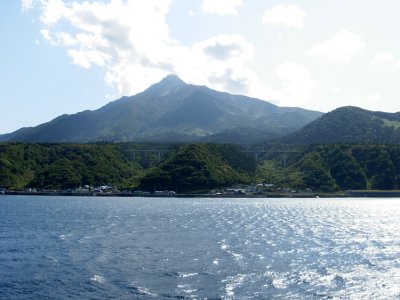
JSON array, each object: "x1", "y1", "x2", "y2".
[{"x1": 1, "y1": 0, "x2": 400, "y2": 134}]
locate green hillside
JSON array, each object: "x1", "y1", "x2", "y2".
[
  {"x1": 255, "y1": 144, "x2": 400, "y2": 192},
  {"x1": 0, "y1": 143, "x2": 256, "y2": 192},
  {"x1": 140, "y1": 144, "x2": 256, "y2": 193},
  {"x1": 0, "y1": 143, "x2": 143, "y2": 190},
  {"x1": 2, "y1": 142, "x2": 400, "y2": 193},
  {"x1": 281, "y1": 106, "x2": 400, "y2": 144}
]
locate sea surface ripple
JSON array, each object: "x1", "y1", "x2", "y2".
[{"x1": 1, "y1": 196, "x2": 400, "y2": 299}]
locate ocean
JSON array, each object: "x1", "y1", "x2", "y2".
[{"x1": 1, "y1": 196, "x2": 400, "y2": 299}]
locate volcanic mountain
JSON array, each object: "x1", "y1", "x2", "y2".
[{"x1": 0, "y1": 75, "x2": 322, "y2": 144}]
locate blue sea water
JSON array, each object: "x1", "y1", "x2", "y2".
[{"x1": 1, "y1": 196, "x2": 400, "y2": 299}]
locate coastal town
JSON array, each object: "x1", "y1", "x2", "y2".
[
  {"x1": 2, "y1": 185, "x2": 400, "y2": 198},
  {"x1": 1, "y1": 183, "x2": 317, "y2": 197}
]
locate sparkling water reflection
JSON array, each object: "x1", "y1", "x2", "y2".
[{"x1": 1, "y1": 196, "x2": 400, "y2": 299}]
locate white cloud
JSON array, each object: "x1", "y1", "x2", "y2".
[
  {"x1": 262, "y1": 4, "x2": 305, "y2": 28},
  {"x1": 57, "y1": 32, "x2": 77, "y2": 46},
  {"x1": 183, "y1": 35, "x2": 256, "y2": 94},
  {"x1": 40, "y1": 0, "x2": 68, "y2": 25},
  {"x1": 393, "y1": 60, "x2": 400, "y2": 72},
  {"x1": 68, "y1": 49, "x2": 110, "y2": 69},
  {"x1": 201, "y1": 0, "x2": 243, "y2": 15},
  {"x1": 371, "y1": 52, "x2": 394, "y2": 64},
  {"x1": 241, "y1": 61, "x2": 316, "y2": 107},
  {"x1": 40, "y1": 29, "x2": 52, "y2": 42},
  {"x1": 307, "y1": 30, "x2": 366, "y2": 62},
  {"x1": 21, "y1": 0, "x2": 33, "y2": 11},
  {"x1": 370, "y1": 52, "x2": 400, "y2": 73},
  {"x1": 31, "y1": 0, "x2": 260, "y2": 98},
  {"x1": 274, "y1": 62, "x2": 316, "y2": 106},
  {"x1": 32, "y1": 0, "x2": 177, "y2": 94},
  {"x1": 196, "y1": 35, "x2": 254, "y2": 62}
]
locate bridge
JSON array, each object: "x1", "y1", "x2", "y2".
[
  {"x1": 125, "y1": 149, "x2": 170, "y2": 162},
  {"x1": 126, "y1": 148, "x2": 300, "y2": 167}
]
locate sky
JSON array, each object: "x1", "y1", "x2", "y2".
[{"x1": 1, "y1": 0, "x2": 400, "y2": 134}]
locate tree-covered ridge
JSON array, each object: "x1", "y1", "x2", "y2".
[
  {"x1": 0, "y1": 143, "x2": 256, "y2": 192},
  {"x1": 281, "y1": 106, "x2": 400, "y2": 144},
  {"x1": 255, "y1": 144, "x2": 400, "y2": 192},
  {"x1": 1, "y1": 142, "x2": 400, "y2": 193},
  {"x1": 0, "y1": 143, "x2": 143, "y2": 190},
  {"x1": 140, "y1": 144, "x2": 256, "y2": 193}
]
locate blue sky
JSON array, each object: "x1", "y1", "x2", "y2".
[{"x1": 1, "y1": 0, "x2": 400, "y2": 134}]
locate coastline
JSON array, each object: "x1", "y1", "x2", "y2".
[{"x1": 3, "y1": 190, "x2": 400, "y2": 198}]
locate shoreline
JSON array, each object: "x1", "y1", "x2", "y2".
[{"x1": 2, "y1": 190, "x2": 400, "y2": 198}]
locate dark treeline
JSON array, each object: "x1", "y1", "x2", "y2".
[
  {"x1": 296, "y1": 144, "x2": 400, "y2": 191},
  {"x1": 1, "y1": 142, "x2": 400, "y2": 193},
  {"x1": 0, "y1": 143, "x2": 142, "y2": 190},
  {"x1": 140, "y1": 144, "x2": 256, "y2": 193},
  {"x1": 281, "y1": 106, "x2": 400, "y2": 145}
]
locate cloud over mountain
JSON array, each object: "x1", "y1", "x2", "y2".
[
  {"x1": 13, "y1": 0, "x2": 400, "y2": 126},
  {"x1": 24, "y1": 0, "x2": 259, "y2": 100}
]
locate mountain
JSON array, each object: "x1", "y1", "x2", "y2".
[
  {"x1": 281, "y1": 106, "x2": 400, "y2": 144},
  {"x1": 0, "y1": 75, "x2": 322, "y2": 144}
]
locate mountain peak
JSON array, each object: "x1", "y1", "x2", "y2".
[
  {"x1": 160, "y1": 74, "x2": 186, "y2": 85},
  {"x1": 162, "y1": 74, "x2": 183, "y2": 82},
  {"x1": 0, "y1": 75, "x2": 322, "y2": 143},
  {"x1": 143, "y1": 74, "x2": 186, "y2": 96}
]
